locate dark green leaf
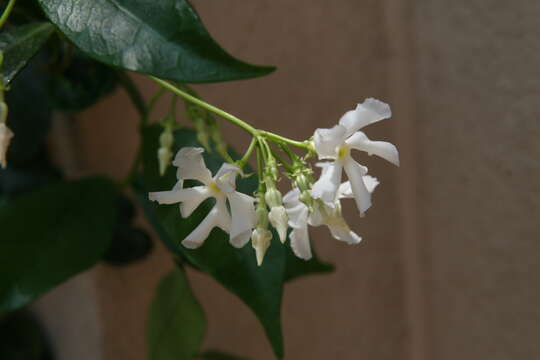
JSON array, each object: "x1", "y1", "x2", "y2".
[
  {"x1": 0, "y1": 310, "x2": 53, "y2": 360},
  {"x1": 200, "y1": 350, "x2": 249, "y2": 360},
  {"x1": 48, "y1": 50, "x2": 118, "y2": 111},
  {"x1": 0, "y1": 177, "x2": 119, "y2": 314},
  {"x1": 5, "y1": 54, "x2": 52, "y2": 166},
  {"x1": 103, "y1": 225, "x2": 154, "y2": 266},
  {"x1": 148, "y1": 267, "x2": 205, "y2": 360},
  {"x1": 136, "y1": 126, "x2": 285, "y2": 358},
  {"x1": 285, "y1": 243, "x2": 334, "y2": 282},
  {"x1": 37, "y1": 0, "x2": 275, "y2": 83},
  {"x1": 0, "y1": 23, "x2": 54, "y2": 85}
]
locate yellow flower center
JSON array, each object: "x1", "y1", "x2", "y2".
[
  {"x1": 208, "y1": 182, "x2": 221, "y2": 196},
  {"x1": 337, "y1": 144, "x2": 349, "y2": 162}
]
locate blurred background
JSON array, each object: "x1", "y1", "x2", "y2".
[{"x1": 29, "y1": 0, "x2": 540, "y2": 359}]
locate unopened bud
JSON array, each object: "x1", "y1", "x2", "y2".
[
  {"x1": 0, "y1": 122, "x2": 14, "y2": 169},
  {"x1": 0, "y1": 102, "x2": 7, "y2": 124},
  {"x1": 255, "y1": 202, "x2": 269, "y2": 228},
  {"x1": 159, "y1": 130, "x2": 174, "y2": 149},
  {"x1": 251, "y1": 227, "x2": 272, "y2": 266},
  {"x1": 264, "y1": 185, "x2": 283, "y2": 208},
  {"x1": 158, "y1": 147, "x2": 172, "y2": 176},
  {"x1": 295, "y1": 173, "x2": 310, "y2": 192},
  {"x1": 268, "y1": 206, "x2": 288, "y2": 243}
]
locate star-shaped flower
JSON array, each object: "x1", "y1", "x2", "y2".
[
  {"x1": 311, "y1": 98, "x2": 399, "y2": 215},
  {"x1": 149, "y1": 147, "x2": 255, "y2": 249}
]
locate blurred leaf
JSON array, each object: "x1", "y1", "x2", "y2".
[
  {"x1": 4, "y1": 54, "x2": 52, "y2": 166},
  {"x1": 0, "y1": 310, "x2": 53, "y2": 360},
  {"x1": 200, "y1": 350, "x2": 249, "y2": 360},
  {"x1": 136, "y1": 126, "x2": 285, "y2": 358},
  {"x1": 148, "y1": 267, "x2": 205, "y2": 360},
  {"x1": 37, "y1": 0, "x2": 275, "y2": 83},
  {"x1": 48, "y1": 51, "x2": 118, "y2": 111},
  {"x1": 103, "y1": 225, "x2": 154, "y2": 266},
  {"x1": 0, "y1": 23, "x2": 54, "y2": 85},
  {"x1": 0, "y1": 177, "x2": 119, "y2": 314}
]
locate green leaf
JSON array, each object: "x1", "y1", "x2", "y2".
[
  {"x1": 284, "y1": 244, "x2": 334, "y2": 282},
  {"x1": 0, "y1": 177, "x2": 119, "y2": 314},
  {"x1": 148, "y1": 267, "x2": 205, "y2": 360},
  {"x1": 48, "y1": 50, "x2": 118, "y2": 111},
  {"x1": 37, "y1": 0, "x2": 275, "y2": 83},
  {"x1": 200, "y1": 350, "x2": 249, "y2": 360},
  {"x1": 0, "y1": 23, "x2": 54, "y2": 86},
  {"x1": 5, "y1": 53, "x2": 52, "y2": 166},
  {"x1": 135, "y1": 126, "x2": 285, "y2": 358}
]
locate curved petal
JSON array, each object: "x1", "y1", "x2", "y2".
[
  {"x1": 283, "y1": 188, "x2": 301, "y2": 206},
  {"x1": 149, "y1": 186, "x2": 206, "y2": 205},
  {"x1": 286, "y1": 202, "x2": 312, "y2": 260},
  {"x1": 268, "y1": 206, "x2": 288, "y2": 243},
  {"x1": 328, "y1": 225, "x2": 362, "y2": 245},
  {"x1": 311, "y1": 162, "x2": 343, "y2": 204},
  {"x1": 179, "y1": 186, "x2": 212, "y2": 218},
  {"x1": 343, "y1": 158, "x2": 372, "y2": 215},
  {"x1": 339, "y1": 98, "x2": 391, "y2": 136},
  {"x1": 363, "y1": 175, "x2": 380, "y2": 193},
  {"x1": 172, "y1": 147, "x2": 213, "y2": 184},
  {"x1": 346, "y1": 131, "x2": 400, "y2": 166},
  {"x1": 213, "y1": 199, "x2": 231, "y2": 234},
  {"x1": 313, "y1": 125, "x2": 346, "y2": 159},
  {"x1": 215, "y1": 163, "x2": 242, "y2": 193},
  {"x1": 227, "y1": 191, "x2": 256, "y2": 248},
  {"x1": 181, "y1": 205, "x2": 220, "y2": 249}
]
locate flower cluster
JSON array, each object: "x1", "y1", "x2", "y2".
[{"x1": 149, "y1": 98, "x2": 398, "y2": 265}]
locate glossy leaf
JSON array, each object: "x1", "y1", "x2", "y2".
[
  {"x1": 0, "y1": 23, "x2": 54, "y2": 85},
  {"x1": 0, "y1": 177, "x2": 118, "y2": 313},
  {"x1": 148, "y1": 267, "x2": 205, "y2": 360},
  {"x1": 136, "y1": 126, "x2": 285, "y2": 358},
  {"x1": 37, "y1": 0, "x2": 275, "y2": 83}
]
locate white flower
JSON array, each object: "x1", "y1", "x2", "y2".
[
  {"x1": 0, "y1": 122, "x2": 14, "y2": 169},
  {"x1": 149, "y1": 147, "x2": 255, "y2": 249},
  {"x1": 283, "y1": 179, "x2": 375, "y2": 260},
  {"x1": 283, "y1": 188, "x2": 312, "y2": 260},
  {"x1": 251, "y1": 227, "x2": 272, "y2": 266},
  {"x1": 311, "y1": 98, "x2": 399, "y2": 215}
]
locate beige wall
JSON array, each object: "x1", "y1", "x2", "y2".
[{"x1": 34, "y1": 1, "x2": 540, "y2": 359}]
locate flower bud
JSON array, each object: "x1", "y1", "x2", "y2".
[
  {"x1": 158, "y1": 147, "x2": 172, "y2": 176},
  {"x1": 0, "y1": 101, "x2": 7, "y2": 124},
  {"x1": 0, "y1": 122, "x2": 14, "y2": 169},
  {"x1": 268, "y1": 205, "x2": 288, "y2": 243},
  {"x1": 264, "y1": 185, "x2": 283, "y2": 208},
  {"x1": 251, "y1": 227, "x2": 272, "y2": 266}
]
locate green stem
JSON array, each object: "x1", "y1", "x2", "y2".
[
  {"x1": 270, "y1": 148, "x2": 294, "y2": 173},
  {"x1": 0, "y1": 0, "x2": 16, "y2": 28},
  {"x1": 259, "y1": 130, "x2": 310, "y2": 149},
  {"x1": 150, "y1": 76, "x2": 259, "y2": 137},
  {"x1": 238, "y1": 137, "x2": 257, "y2": 168}
]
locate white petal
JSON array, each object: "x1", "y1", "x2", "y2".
[
  {"x1": 286, "y1": 202, "x2": 312, "y2": 260},
  {"x1": 283, "y1": 188, "x2": 301, "y2": 206},
  {"x1": 328, "y1": 226, "x2": 362, "y2": 245},
  {"x1": 172, "y1": 147, "x2": 213, "y2": 184},
  {"x1": 337, "y1": 182, "x2": 353, "y2": 199},
  {"x1": 346, "y1": 131, "x2": 400, "y2": 166},
  {"x1": 181, "y1": 205, "x2": 220, "y2": 249},
  {"x1": 343, "y1": 158, "x2": 372, "y2": 215},
  {"x1": 227, "y1": 191, "x2": 256, "y2": 248},
  {"x1": 268, "y1": 206, "x2": 288, "y2": 243},
  {"x1": 313, "y1": 125, "x2": 346, "y2": 159},
  {"x1": 213, "y1": 199, "x2": 231, "y2": 234},
  {"x1": 215, "y1": 163, "x2": 242, "y2": 193},
  {"x1": 363, "y1": 175, "x2": 380, "y2": 193},
  {"x1": 149, "y1": 186, "x2": 206, "y2": 205},
  {"x1": 339, "y1": 98, "x2": 391, "y2": 136},
  {"x1": 179, "y1": 186, "x2": 212, "y2": 218},
  {"x1": 311, "y1": 162, "x2": 343, "y2": 204}
]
